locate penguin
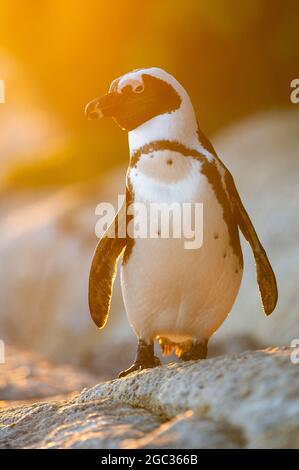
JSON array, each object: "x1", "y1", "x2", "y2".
[{"x1": 85, "y1": 67, "x2": 278, "y2": 378}]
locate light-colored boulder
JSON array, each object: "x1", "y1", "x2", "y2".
[
  {"x1": 78, "y1": 347, "x2": 299, "y2": 449},
  {"x1": 123, "y1": 411, "x2": 244, "y2": 449},
  {"x1": 0, "y1": 348, "x2": 298, "y2": 448},
  {"x1": 0, "y1": 400, "x2": 162, "y2": 449}
]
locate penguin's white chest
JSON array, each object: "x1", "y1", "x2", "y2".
[{"x1": 121, "y1": 150, "x2": 243, "y2": 342}]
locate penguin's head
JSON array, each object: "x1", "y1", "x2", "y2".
[{"x1": 85, "y1": 68, "x2": 187, "y2": 132}]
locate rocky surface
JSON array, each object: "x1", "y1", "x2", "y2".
[
  {"x1": 0, "y1": 346, "x2": 98, "y2": 406},
  {"x1": 0, "y1": 348, "x2": 298, "y2": 449}
]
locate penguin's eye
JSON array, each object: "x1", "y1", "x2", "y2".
[{"x1": 134, "y1": 84, "x2": 144, "y2": 94}]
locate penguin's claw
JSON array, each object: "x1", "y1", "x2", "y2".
[{"x1": 118, "y1": 356, "x2": 161, "y2": 378}]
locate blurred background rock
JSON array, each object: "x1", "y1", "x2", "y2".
[{"x1": 0, "y1": 1, "x2": 298, "y2": 381}]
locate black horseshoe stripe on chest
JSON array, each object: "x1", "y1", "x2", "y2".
[
  {"x1": 125, "y1": 139, "x2": 242, "y2": 267},
  {"x1": 130, "y1": 140, "x2": 201, "y2": 167}
]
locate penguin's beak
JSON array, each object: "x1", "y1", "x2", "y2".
[{"x1": 85, "y1": 92, "x2": 122, "y2": 120}]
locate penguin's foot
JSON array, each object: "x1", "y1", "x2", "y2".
[
  {"x1": 118, "y1": 339, "x2": 161, "y2": 378},
  {"x1": 180, "y1": 339, "x2": 208, "y2": 361},
  {"x1": 118, "y1": 356, "x2": 161, "y2": 378}
]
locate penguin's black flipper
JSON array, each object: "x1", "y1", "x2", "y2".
[
  {"x1": 225, "y1": 171, "x2": 278, "y2": 315},
  {"x1": 89, "y1": 202, "x2": 127, "y2": 328},
  {"x1": 197, "y1": 125, "x2": 278, "y2": 315}
]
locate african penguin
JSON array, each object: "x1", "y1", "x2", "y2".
[{"x1": 85, "y1": 67, "x2": 278, "y2": 378}]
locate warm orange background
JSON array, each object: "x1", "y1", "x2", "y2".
[{"x1": 0, "y1": 0, "x2": 298, "y2": 187}]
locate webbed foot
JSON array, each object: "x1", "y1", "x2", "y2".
[
  {"x1": 118, "y1": 339, "x2": 161, "y2": 378},
  {"x1": 180, "y1": 339, "x2": 208, "y2": 361}
]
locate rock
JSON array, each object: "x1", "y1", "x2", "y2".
[
  {"x1": 78, "y1": 347, "x2": 299, "y2": 449},
  {"x1": 123, "y1": 412, "x2": 245, "y2": 449},
  {"x1": 0, "y1": 346, "x2": 98, "y2": 405},
  {"x1": 0, "y1": 348, "x2": 298, "y2": 449},
  {"x1": 0, "y1": 400, "x2": 162, "y2": 449}
]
